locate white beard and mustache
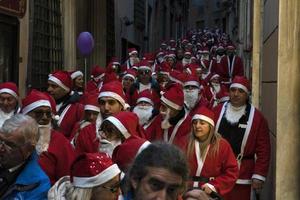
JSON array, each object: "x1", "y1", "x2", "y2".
[
  {"x1": 133, "y1": 105, "x2": 153, "y2": 126},
  {"x1": 225, "y1": 103, "x2": 246, "y2": 125},
  {"x1": 160, "y1": 108, "x2": 172, "y2": 130},
  {"x1": 182, "y1": 58, "x2": 191, "y2": 66},
  {"x1": 184, "y1": 89, "x2": 200, "y2": 110},
  {"x1": 130, "y1": 57, "x2": 139, "y2": 66},
  {"x1": 98, "y1": 139, "x2": 122, "y2": 157},
  {"x1": 36, "y1": 124, "x2": 52, "y2": 155},
  {"x1": 211, "y1": 82, "x2": 221, "y2": 93}
]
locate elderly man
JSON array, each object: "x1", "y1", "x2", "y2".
[
  {"x1": 123, "y1": 142, "x2": 190, "y2": 200},
  {"x1": 47, "y1": 70, "x2": 84, "y2": 140},
  {"x1": 0, "y1": 82, "x2": 19, "y2": 127},
  {"x1": 0, "y1": 114, "x2": 50, "y2": 199},
  {"x1": 213, "y1": 76, "x2": 271, "y2": 200},
  {"x1": 21, "y1": 89, "x2": 76, "y2": 185}
]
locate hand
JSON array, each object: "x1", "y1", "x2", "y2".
[
  {"x1": 183, "y1": 189, "x2": 210, "y2": 200},
  {"x1": 252, "y1": 178, "x2": 264, "y2": 191},
  {"x1": 201, "y1": 184, "x2": 213, "y2": 195}
]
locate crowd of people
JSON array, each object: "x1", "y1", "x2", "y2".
[{"x1": 0, "y1": 28, "x2": 271, "y2": 200}]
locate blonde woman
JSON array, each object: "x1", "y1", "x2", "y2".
[{"x1": 186, "y1": 106, "x2": 238, "y2": 200}]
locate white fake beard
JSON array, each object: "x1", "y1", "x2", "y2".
[
  {"x1": 36, "y1": 124, "x2": 52, "y2": 155},
  {"x1": 98, "y1": 139, "x2": 122, "y2": 157},
  {"x1": 161, "y1": 109, "x2": 172, "y2": 129},
  {"x1": 201, "y1": 55, "x2": 209, "y2": 61},
  {"x1": 211, "y1": 83, "x2": 221, "y2": 93},
  {"x1": 133, "y1": 105, "x2": 153, "y2": 126},
  {"x1": 184, "y1": 89, "x2": 199, "y2": 110},
  {"x1": 130, "y1": 57, "x2": 139, "y2": 66},
  {"x1": 225, "y1": 103, "x2": 247, "y2": 125},
  {"x1": 182, "y1": 58, "x2": 191, "y2": 66}
]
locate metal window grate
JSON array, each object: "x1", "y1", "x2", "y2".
[{"x1": 30, "y1": 0, "x2": 63, "y2": 91}]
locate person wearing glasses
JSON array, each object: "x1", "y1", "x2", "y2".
[
  {"x1": 48, "y1": 152, "x2": 121, "y2": 200},
  {"x1": 21, "y1": 89, "x2": 76, "y2": 185},
  {"x1": 126, "y1": 60, "x2": 161, "y2": 110},
  {"x1": 0, "y1": 114, "x2": 50, "y2": 199}
]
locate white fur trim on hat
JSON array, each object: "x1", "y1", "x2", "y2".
[
  {"x1": 84, "y1": 105, "x2": 100, "y2": 112},
  {"x1": 0, "y1": 88, "x2": 18, "y2": 99},
  {"x1": 48, "y1": 76, "x2": 70, "y2": 92},
  {"x1": 192, "y1": 114, "x2": 215, "y2": 126},
  {"x1": 105, "y1": 116, "x2": 131, "y2": 139},
  {"x1": 123, "y1": 74, "x2": 136, "y2": 81},
  {"x1": 137, "y1": 141, "x2": 151, "y2": 155},
  {"x1": 159, "y1": 71, "x2": 170, "y2": 76},
  {"x1": 72, "y1": 164, "x2": 120, "y2": 188},
  {"x1": 230, "y1": 83, "x2": 249, "y2": 94},
  {"x1": 161, "y1": 96, "x2": 182, "y2": 110},
  {"x1": 71, "y1": 71, "x2": 83, "y2": 79},
  {"x1": 98, "y1": 91, "x2": 126, "y2": 108},
  {"x1": 22, "y1": 100, "x2": 51, "y2": 115},
  {"x1": 129, "y1": 50, "x2": 138, "y2": 56},
  {"x1": 184, "y1": 81, "x2": 200, "y2": 88},
  {"x1": 137, "y1": 97, "x2": 153, "y2": 105},
  {"x1": 138, "y1": 66, "x2": 152, "y2": 71}
]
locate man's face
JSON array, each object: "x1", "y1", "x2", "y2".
[
  {"x1": 47, "y1": 81, "x2": 69, "y2": 100},
  {"x1": 0, "y1": 93, "x2": 17, "y2": 113},
  {"x1": 138, "y1": 69, "x2": 151, "y2": 85},
  {"x1": 131, "y1": 167, "x2": 183, "y2": 200},
  {"x1": 91, "y1": 175, "x2": 120, "y2": 200},
  {"x1": 84, "y1": 110, "x2": 99, "y2": 123},
  {"x1": 122, "y1": 76, "x2": 135, "y2": 91},
  {"x1": 27, "y1": 106, "x2": 52, "y2": 125},
  {"x1": 160, "y1": 103, "x2": 179, "y2": 119},
  {"x1": 176, "y1": 50, "x2": 184, "y2": 60},
  {"x1": 229, "y1": 87, "x2": 248, "y2": 107},
  {"x1": 98, "y1": 97, "x2": 123, "y2": 119},
  {"x1": 100, "y1": 122, "x2": 123, "y2": 142}
]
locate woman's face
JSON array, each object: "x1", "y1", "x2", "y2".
[
  {"x1": 91, "y1": 175, "x2": 120, "y2": 200},
  {"x1": 74, "y1": 76, "x2": 84, "y2": 89},
  {"x1": 192, "y1": 119, "x2": 211, "y2": 141},
  {"x1": 100, "y1": 122, "x2": 123, "y2": 142}
]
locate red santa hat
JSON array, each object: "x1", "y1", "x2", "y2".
[
  {"x1": 70, "y1": 70, "x2": 84, "y2": 80},
  {"x1": 169, "y1": 70, "x2": 187, "y2": 85},
  {"x1": 161, "y1": 83, "x2": 184, "y2": 110},
  {"x1": 110, "y1": 57, "x2": 120, "y2": 66},
  {"x1": 192, "y1": 106, "x2": 215, "y2": 127},
  {"x1": 103, "y1": 111, "x2": 140, "y2": 139},
  {"x1": 184, "y1": 75, "x2": 200, "y2": 88},
  {"x1": 91, "y1": 65, "x2": 106, "y2": 80},
  {"x1": 0, "y1": 82, "x2": 19, "y2": 99},
  {"x1": 128, "y1": 48, "x2": 138, "y2": 56},
  {"x1": 185, "y1": 63, "x2": 201, "y2": 76},
  {"x1": 226, "y1": 44, "x2": 236, "y2": 50},
  {"x1": 143, "y1": 52, "x2": 155, "y2": 62},
  {"x1": 84, "y1": 92, "x2": 100, "y2": 112},
  {"x1": 112, "y1": 136, "x2": 150, "y2": 172},
  {"x1": 209, "y1": 73, "x2": 220, "y2": 81},
  {"x1": 21, "y1": 89, "x2": 51, "y2": 115},
  {"x1": 202, "y1": 47, "x2": 210, "y2": 54},
  {"x1": 48, "y1": 70, "x2": 72, "y2": 92},
  {"x1": 184, "y1": 51, "x2": 192, "y2": 56},
  {"x1": 230, "y1": 76, "x2": 251, "y2": 94},
  {"x1": 158, "y1": 62, "x2": 171, "y2": 76},
  {"x1": 165, "y1": 51, "x2": 176, "y2": 60},
  {"x1": 98, "y1": 81, "x2": 127, "y2": 108},
  {"x1": 136, "y1": 89, "x2": 154, "y2": 106},
  {"x1": 122, "y1": 69, "x2": 137, "y2": 81},
  {"x1": 71, "y1": 152, "x2": 121, "y2": 188},
  {"x1": 137, "y1": 60, "x2": 152, "y2": 71},
  {"x1": 156, "y1": 51, "x2": 165, "y2": 58}
]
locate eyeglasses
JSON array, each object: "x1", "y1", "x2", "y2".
[
  {"x1": 101, "y1": 182, "x2": 120, "y2": 193},
  {"x1": 32, "y1": 110, "x2": 52, "y2": 119}
]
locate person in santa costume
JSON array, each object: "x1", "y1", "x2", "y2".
[
  {"x1": 217, "y1": 44, "x2": 244, "y2": 87},
  {"x1": 21, "y1": 89, "x2": 76, "y2": 185},
  {"x1": 148, "y1": 83, "x2": 191, "y2": 149},
  {"x1": 70, "y1": 91, "x2": 100, "y2": 147},
  {"x1": 70, "y1": 70, "x2": 84, "y2": 96},
  {"x1": 132, "y1": 89, "x2": 159, "y2": 140},
  {"x1": 213, "y1": 76, "x2": 271, "y2": 200},
  {"x1": 122, "y1": 69, "x2": 136, "y2": 94},
  {"x1": 98, "y1": 111, "x2": 145, "y2": 157},
  {"x1": 47, "y1": 70, "x2": 84, "y2": 140},
  {"x1": 85, "y1": 65, "x2": 106, "y2": 93},
  {"x1": 204, "y1": 73, "x2": 229, "y2": 108},
  {"x1": 75, "y1": 81, "x2": 128, "y2": 154},
  {"x1": 126, "y1": 60, "x2": 160, "y2": 109},
  {"x1": 48, "y1": 152, "x2": 121, "y2": 200},
  {"x1": 183, "y1": 75, "x2": 209, "y2": 116},
  {"x1": 121, "y1": 48, "x2": 140, "y2": 71},
  {"x1": 185, "y1": 106, "x2": 238, "y2": 199},
  {"x1": 0, "y1": 82, "x2": 20, "y2": 128},
  {"x1": 156, "y1": 61, "x2": 172, "y2": 91}
]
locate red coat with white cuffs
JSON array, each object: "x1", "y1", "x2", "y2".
[
  {"x1": 187, "y1": 138, "x2": 239, "y2": 196},
  {"x1": 213, "y1": 103, "x2": 271, "y2": 184},
  {"x1": 216, "y1": 56, "x2": 244, "y2": 84},
  {"x1": 75, "y1": 123, "x2": 100, "y2": 154}
]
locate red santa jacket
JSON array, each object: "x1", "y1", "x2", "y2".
[
  {"x1": 213, "y1": 102, "x2": 271, "y2": 184},
  {"x1": 38, "y1": 130, "x2": 77, "y2": 185},
  {"x1": 56, "y1": 102, "x2": 84, "y2": 140},
  {"x1": 216, "y1": 56, "x2": 244, "y2": 85},
  {"x1": 75, "y1": 123, "x2": 100, "y2": 154},
  {"x1": 186, "y1": 138, "x2": 238, "y2": 196},
  {"x1": 204, "y1": 84, "x2": 229, "y2": 109}
]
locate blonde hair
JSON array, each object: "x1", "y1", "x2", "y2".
[{"x1": 187, "y1": 122, "x2": 221, "y2": 161}]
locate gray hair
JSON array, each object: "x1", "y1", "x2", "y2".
[{"x1": 1, "y1": 114, "x2": 39, "y2": 145}]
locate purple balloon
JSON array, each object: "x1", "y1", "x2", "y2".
[{"x1": 77, "y1": 32, "x2": 94, "y2": 56}]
